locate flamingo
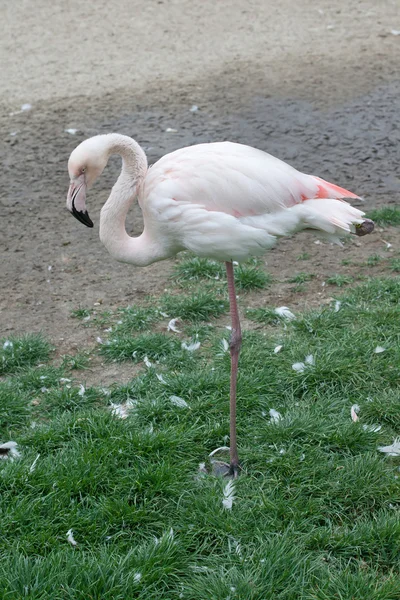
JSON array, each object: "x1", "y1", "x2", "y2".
[{"x1": 66, "y1": 133, "x2": 374, "y2": 477}]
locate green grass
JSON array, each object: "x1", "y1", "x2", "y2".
[
  {"x1": 161, "y1": 291, "x2": 228, "y2": 322},
  {"x1": 366, "y1": 254, "x2": 384, "y2": 267},
  {"x1": 0, "y1": 334, "x2": 51, "y2": 375},
  {"x1": 174, "y1": 256, "x2": 225, "y2": 281},
  {"x1": 61, "y1": 351, "x2": 91, "y2": 370},
  {"x1": 2, "y1": 278, "x2": 400, "y2": 598},
  {"x1": 287, "y1": 272, "x2": 315, "y2": 284},
  {"x1": 367, "y1": 206, "x2": 400, "y2": 226},
  {"x1": 234, "y1": 264, "x2": 272, "y2": 290},
  {"x1": 326, "y1": 274, "x2": 354, "y2": 287},
  {"x1": 389, "y1": 258, "x2": 400, "y2": 273}
]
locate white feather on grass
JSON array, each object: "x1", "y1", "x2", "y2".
[
  {"x1": 222, "y1": 480, "x2": 236, "y2": 510},
  {"x1": 3, "y1": 340, "x2": 13, "y2": 350},
  {"x1": 305, "y1": 354, "x2": 314, "y2": 365},
  {"x1": 29, "y1": 454, "x2": 40, "y2": 473},
  {"x1": 167, "y1": 318, "x2": 181, "y2": 333},
  {"x1": 78, "y1": 384, "x2": 85, "y2": 397},
  {"x1": 66, "y1": 529, "x2": 78, "y2": 546},
  {"x1": 274, "y1": 345, "x2": 283, "y2": 354},
  {"x1": 363, "y1": 424, "x2": 382, "y2": 433},
  {"x1": 209, "y1": 446, "x2": 230, "y2": 458},
  {"x1": 156, "y1": 373, "x2": 167, "y2": 384},
  {"x1": 221, "y1": 338, "x2": 229, "y2": 353},
  {"x1": 110, "y1": 399, "x2": 136, "y2": 419},
  {"x1": 374, "y1": 346, "x2": 386, "y2": 354},
  {"x1": 181, "y1": 341, "x2": 201, "y2": 352},
  {"x1": 334, "y1": 301, "x2": 341, "y2": 312},
  {"x1": 275, "y1": 306, "x2": 296, "y2": 320},
  {"x1": 269, "y1": 409, "x2": 282, "y2": 424},
  {"x1": 143, "y1": 356, "x2": 152, "y2": 368},
  {"x1": 170, "y1": 395, "x2": 189, "y2": 408},
  {"x1": 378, "y1": 439, "x2": 400, "y2": 456},
  {"x1": 292, "y1": 362, "x2": 306, "y2": 373},
  {"x1": 351, "y1": 404, "x2": 360, "y2": 422}
]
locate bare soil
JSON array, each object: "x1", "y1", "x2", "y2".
[{"x1": 1, "y1": 0, "x2": 399, "y2": 385}]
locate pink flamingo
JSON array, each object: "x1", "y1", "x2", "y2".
[{"x1": 66, "y1": 134, "x2": 373, "y2": 477}]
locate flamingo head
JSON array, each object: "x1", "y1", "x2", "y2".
[{"x1": 67, "y1": 137, "x2": 109, "y2": 227}]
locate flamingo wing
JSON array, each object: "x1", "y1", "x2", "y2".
[{"x1": 142, "y1": 142, "x2": 359, "y2": 219}]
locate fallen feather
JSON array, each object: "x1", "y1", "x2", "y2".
[
  {"x1": 351, "y1": 404, "x2": 360, "y2": 422},
  {"x1": 133, "y1": 572, "x2": 142, "y2": 583},
  {"x1": 228, "y1": 537, "x2": 242, "y2": 556},
  {"x1": 209, "y1": 446, "x2": 230, "y2": 458},
  {"x1": 198, "y1": 462, "x2": 207, "y2": 474},
  {"x1": 269, "y1": 408, "x2": 282, "y2": 424},
  {"x1": 374, "y1": 346, "x2": 386, "y2": 354},
  {"x1": 292, "y1": 362, "x2": 306, "y2": 373},
  {"x1": 0, "y1": 441, "x2": 21, "y2": 460},
  {"x1": 3, "y1": 340, "x2": 13, "y2": 350},
  {"x1": 40, "y1": 387, "x2": 48, "y2": 393},
  {"x1": 274, "y1": 345, "x2": 283, "y2": 354},
  {"x1": 159, "y1": 311, "x2": 169, "y2": 318},
  {"x1": 156, "y1": 373, "x2": 167, "y2": 384},
  {"x1": 390, "y1": 29, "x2": 400, "y2": 35},
  {"x1": 378, "y1": 439, "x2": 400, "y2": 456},
  {"x1": 29, "y1": 454, "x2": 40, "y2": 473},
  {"x1": 181, "y1": 340, "x2": 201, "y2": 352},
  {"x1": 21, "y1": 103, "x2": 32, "y2": 111},
  {"x1": 168, "y1": 318, "x2": 181, "y2": 333},
  {"x1": 221, "y1": 338, "x2": 229, "y2": 353},
  {"x1": 363, "y1": 424, "x2": 382, "y2": 433},
  {"x1": 110, "y1": 401, "x2": 136, "y2": 419},
  {"x1": 275, "y1": 306, "x2": 296, "y2": 320},
  {"x1": 189, "y1": 105, "x2": 199, "y2": 112},
  {"x1": 9, "y1": 131, "x2": 19, "y2": 136},
  {"x1": 65, "y1": 128, "x2": 78, "y2": 135},
  {"x1": 78, "y1": 384, "x2": 85, "y2": 397},
  {"x1": 305, "y1": 354, "x2": 315, "y2": 366},
  {"x1": 334, "y1": 301, "x2": 341, "y2": 313},
  {"x1": 66, "y1": 529, "x2": 78, "y2": 546},
  {"x1": 143, "y1": 356, "x2": 152, "y2": 368},
  {"x1": 170, "y1": 395, "x2": 189, "y2": 408},
  {"x1": 222, "y1": 480, "x2": 236, "y2": 510},
  {"x1": 96, "y1": 337, "x2": 103, "y2": 344},
  {"x1": 165, "y1": 127, "x2": 178, "y2": 133}
]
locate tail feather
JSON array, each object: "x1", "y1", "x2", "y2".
[
  {"x1": 311, "y1": 176, "x2": 360, "y2": 200},
  {"x1": 301, "y1": 198, "x2": 365, "y2": 240}
]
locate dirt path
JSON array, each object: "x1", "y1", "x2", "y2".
[{"x1": 1, "y1": 0, "x2": 400, "y2": 366}]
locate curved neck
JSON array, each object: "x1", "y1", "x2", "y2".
[{"x1": 99, "y1": 135, "x2": 163, "y2": 266}]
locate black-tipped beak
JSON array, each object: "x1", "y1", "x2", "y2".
[
  {"x1": 71, "y1": 199, "x2": 94, "y2": 227},
  {"x1": 67, "y1": 174, "x2": 93, "y2": 227}
]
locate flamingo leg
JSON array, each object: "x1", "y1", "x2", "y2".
[{"x1": 225, "y1": 261, "x2": 242, "y2": 478}]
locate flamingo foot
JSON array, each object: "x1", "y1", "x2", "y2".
[{"x1": 208, "y1": 447, "x2": 241, "y2": 478}]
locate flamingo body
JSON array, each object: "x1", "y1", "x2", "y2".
[{"x1": 140, "y1": 141, "x2": 365, "y2": 262}]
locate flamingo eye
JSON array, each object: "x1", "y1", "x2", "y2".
[{"x1": 81, "y1": 167, "x2": 86, "y2": 173}]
